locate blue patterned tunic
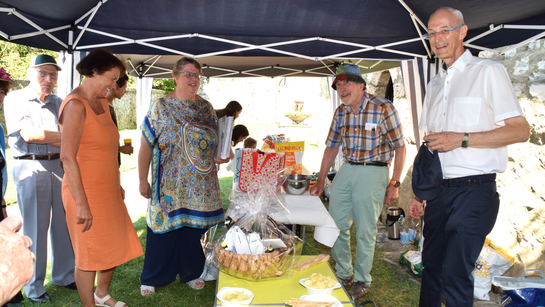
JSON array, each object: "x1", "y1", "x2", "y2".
[{"x1": 141, "y1": 96, "x2": 224, "y2": 234}]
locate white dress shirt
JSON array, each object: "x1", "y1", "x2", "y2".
[{"x1": 419, "y1": 50, "x2": 525, "y2": 179}]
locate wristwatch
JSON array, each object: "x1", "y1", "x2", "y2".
[
  {"x1": 389, "y1": 179, "x2": 400, "y2": 188},
  {"x1": 462, "y1": 133, "x2": 469, "y2": 149}
]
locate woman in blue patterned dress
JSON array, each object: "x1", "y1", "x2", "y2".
[{"x1": 138, "y1": 57, "x2": 226, "y2": 295}]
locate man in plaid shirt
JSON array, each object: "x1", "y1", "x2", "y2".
[{"x1": 311, "y1": 64, "x2": 406, "y2": 300}]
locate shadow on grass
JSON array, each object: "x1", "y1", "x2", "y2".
[
  {"x1": 115, "y1": 216, "x2": 218, "y2": 307},
  {"x1": 303, "y1": 198, "x2": 420, "y2": 307},
  {"x1": 24, "y1": 216, "x2": 218, "y2": 307},
  {"x1": 23, "y1": 185, "x2": 418, "y2": 306}
]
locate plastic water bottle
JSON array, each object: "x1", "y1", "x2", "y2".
[
  {"x1": 399, "y1": 215, "x2": 409, "y2": 247},
  {"x1": 417, "y1": 221, "x2": 424, "y2": 252},
  {"x1": 408, "y1": 219, "x2": 416, "y2": 244}
]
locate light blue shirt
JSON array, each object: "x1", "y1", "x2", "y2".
[{"x1": 3, "y1": 86, "x2": 62, "y2": 157}]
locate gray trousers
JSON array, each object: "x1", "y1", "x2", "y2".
[{"x1": 13, "y1": 159, "x2": 75, "y2": 299}]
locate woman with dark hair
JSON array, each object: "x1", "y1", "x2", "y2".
[
  {"x1": 59, "y1": 48, "x2": 143, "y2": 307},
  {"x1": 215, "y1": 100, "x2": 242, "y2": 120},
  {"x1": 230, "y1": 124, "x2": 249, "y2": 160},
  {"x1": 138, "y1": 56, "x2": 226, "y2": 296},
  {"x1": 0, "y1": 68, "x2": 25, "y2": 307}
]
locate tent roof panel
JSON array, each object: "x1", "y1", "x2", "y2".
[{"x1": 2, "y1": 0, "x2": 545, "y2": 77}]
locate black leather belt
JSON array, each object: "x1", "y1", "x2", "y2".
[
  {"x1": 346, "y1": 160, "x2": 389, "y2": 167},
  {"x1": 442, "y1": 174, "x2": 496, "y2": 187},
  {"x1": 15, "y1": 153, "x2": 60, "y2": 160}
]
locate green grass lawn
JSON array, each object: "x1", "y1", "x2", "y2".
[
  {"x1": 14, "y1": 128, "x2": 420, "y2": 306},
  {"x1": 22, "y1": 214, "x2": 420, "y2": 307}
]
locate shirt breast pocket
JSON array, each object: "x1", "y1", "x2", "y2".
[
  {"x1": 453, "y1": 97, "x2": 481, "y2": 126},
  {"x1": 354, "y1": 126, "x2": 380, "y2": 151}
]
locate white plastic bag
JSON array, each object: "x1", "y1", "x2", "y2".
[{"x1": 473, "y1": 237, "x2": 517, "y2": 300}]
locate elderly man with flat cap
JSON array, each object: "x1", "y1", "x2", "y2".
[
  {"x1": 408, "y1": 7, "x2": 530, "y2": 306},
  {"x1": 311, "y1": 64, "x2": 406, "y2": 300},
  {"x1": 4, "y1": 54, "x2": 76, "y2": 303}
]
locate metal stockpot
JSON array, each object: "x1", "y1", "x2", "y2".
[{"x1": 387, "y1": 207, "x2": 406, "y2": 240}]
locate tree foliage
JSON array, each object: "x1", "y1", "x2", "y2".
[
  {"x1": 152, "y1": 78, "x2": 176, "y2": 93},
  {"x1": 1, "y1": 41, "x2": 210, "y2": 100},
  {"x1": 0, "y1": 41, "x2": 58, "y2": 79}
]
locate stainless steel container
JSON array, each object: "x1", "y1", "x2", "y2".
[
  {"x1": 283, "y1": 174, "x2": 311, "y2": 195},
  {"x1": 387, "y1": 207, "x2": 406, "y2": 240}
]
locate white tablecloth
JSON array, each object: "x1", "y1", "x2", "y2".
[{"x1": 270, "y1": 191, "x2": 339, "y2": 247}]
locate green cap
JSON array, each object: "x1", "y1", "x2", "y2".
[{"x1": 29, "y1": 54, "x2": 61, "y2": 71}]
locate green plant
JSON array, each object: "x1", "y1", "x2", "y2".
[
  {"x1": 152, "y1": 78, "x2": 176, "y2": 93},
  {"x1": 0, "y1": 42, "x2": 58, "y2": 79}
]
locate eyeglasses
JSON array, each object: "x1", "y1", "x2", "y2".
[
  {"x1": 37, "y1": 70, "x2": 58, "y2": 80},
  {"x1": 180, "y1": 71, "x2": 202, "y2": 79},
  {"x1": 423, "y1": 24, "x2": 464, "y2": 40}
]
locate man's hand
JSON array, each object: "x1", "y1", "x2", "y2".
[
  {"x1": 408, "y1": 198, "x2": 424, "y2": 219},
  {"x1": 424, "y1": 132, "x2": 464, "y2": 152},
  {"x1": 19, "y1": 117, "x2": 62, "y2": 147},
  {"x1": 0, "y1": 216, "x2": 34, "y2": 305},
  {"x1": 309, "y1": 179, "x2": 324, "y2": 196},
  {"x1": 383, "y1": 184, "x2": 399, "y2": 204},
  {"x1": 119, "y1": 145, "x2": 134, "y2": 155}
]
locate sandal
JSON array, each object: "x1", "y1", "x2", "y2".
[
  {"x1": 94, "y1": 292, "x2": 127, "y2": 307},
  {"x1": 186, "y1": 278, "x2": 205, "y2": 290},
  {"x1": 140, "y1": 285, "x2": 155, "y2": 296}
]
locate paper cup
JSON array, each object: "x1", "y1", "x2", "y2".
[{"x1": 124, "y1": 138, "x2": 132, "y2": 146}]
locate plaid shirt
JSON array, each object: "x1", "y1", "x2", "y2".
[{"x1": 326, "y1": 93, "x2": 404, "y2": 163}]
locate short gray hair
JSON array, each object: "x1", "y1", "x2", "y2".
[
  {"x1": 172, "y1": 56, "x2": 202, "y2": 78},
  {"x1": 431, "y1": 7, "x2": 465, "y2": 26}
]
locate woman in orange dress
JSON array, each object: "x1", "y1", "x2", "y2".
[{"x1": 59, "y1": 48, "x2": 143, "y2": 307}]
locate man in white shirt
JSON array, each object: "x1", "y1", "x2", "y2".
[{"x1": 408, "y1": 7, "x2": 530, "y2": 306}]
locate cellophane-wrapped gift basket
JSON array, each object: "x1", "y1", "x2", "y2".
[{"x1": 204, "y1": 174, "x2": 303, "y2": 281}]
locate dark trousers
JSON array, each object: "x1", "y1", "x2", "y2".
[
  {"x1": 140, "y1": 226, "x2": 207, "y2": 287},
  {"x1": 419, "y1": 180, "x2": 499, "y2": 307}
]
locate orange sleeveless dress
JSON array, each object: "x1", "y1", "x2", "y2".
[{"x1": 60, "y1": 94, "x2": 143, "y2": 271}]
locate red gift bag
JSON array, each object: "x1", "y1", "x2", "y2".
[{"x1": 238, "y1": 150, "x2": 285, "y2": 193}]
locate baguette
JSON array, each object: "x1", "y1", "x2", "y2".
[
  {"x1": 294, "y1": 254, "x2": 330, "y2": 271},
  {"x1": 285, "y1": 298, "x2": 334, "y2": 306}
]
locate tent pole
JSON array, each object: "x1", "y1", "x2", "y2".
[
  {"x1": 327, "y1": 76, "x2": 343, "y2": 172},
  {"x1": 400, "y1": 59, "x2": 424, "y2": 148},
  {"x1": 136, "y1": 77, "x2": 154, "y2": 130}
]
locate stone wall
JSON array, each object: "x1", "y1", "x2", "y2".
[
  {"x1": 477, "y1": 42, "x2": 545, "y2": 276},
  {"x1": 363, "y1": 68, "x2": 419, "y2": 234},
  {"x1": 112, "y1": 88, "x2": 164, "y2": 130}
]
